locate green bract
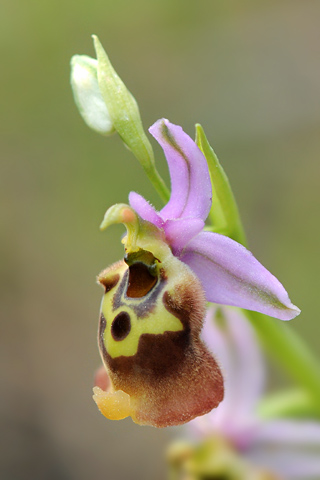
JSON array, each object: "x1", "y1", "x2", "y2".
[
  {"x1": 92, "y1": 36, "x2": 154, "y2": 171},
  {"x1": 195, "y1": 124, "x2": 246, "y2": 246}
]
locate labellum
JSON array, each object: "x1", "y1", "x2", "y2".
[{"x1": 93, "y1": 204, "x2": 224, "y2": 427}]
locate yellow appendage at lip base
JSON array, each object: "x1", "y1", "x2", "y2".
[{"x1": 93, "y1": 386, "x2": 134, "y2": 421}]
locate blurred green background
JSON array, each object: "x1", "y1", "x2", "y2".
[{"x1": 1, "y1": 0, "x2": 320, "y2": 479}]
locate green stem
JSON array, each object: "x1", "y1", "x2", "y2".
[
  {"x1": 258, "y1": 388, "x2": 320, "y2": 420},
  {"x1": 246, "y1": 310, "x2": 320, "y2": 411}
]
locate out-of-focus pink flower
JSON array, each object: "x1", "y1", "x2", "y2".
[{"x1": 186, "y1": 306, "x2": 320, "y2": 479}]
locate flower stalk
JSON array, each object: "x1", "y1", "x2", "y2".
[{"x1": 258, "y1": 389, "x2": 319, "y2": 420}]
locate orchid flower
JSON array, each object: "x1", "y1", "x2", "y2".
[
  {"x1": 92, "y1": 119, "x2": 299, "y2": 428},
  {"x1": 169, "y1": 306, "x2": 320, "y2": 479}
]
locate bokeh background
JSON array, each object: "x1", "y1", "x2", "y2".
[{"x1": 1, "y1": 1, "x2": 320, "y2": 479}]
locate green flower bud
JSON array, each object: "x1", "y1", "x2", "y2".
[
  {"x1": 70, "y1": 55, "x2": 115, "y2": 135},
  {"x1": 92, "y1": 35, "x2": 155, "y2": 171}
]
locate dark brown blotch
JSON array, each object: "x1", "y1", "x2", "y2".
[
  {"x1": 126, "y1": 262, "x2": 157, "y2": 298},
  {"x1": 98, "y1": 273, "x2": 120, "y2": 293},
  {"x1": 111, "y1": 312, "x2": 131, "y2": 341},
  {"x1": 107, "y1": 328, "x2": 189, "y2": 380}
]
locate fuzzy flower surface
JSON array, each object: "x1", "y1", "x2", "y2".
[
  {"x1": 93, "y1": 119, "x2": 299, "y2": 428},
  {"x1": 176, "y1": 306, "x2": 320, "y2": 479}
]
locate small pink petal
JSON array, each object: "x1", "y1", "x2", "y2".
[
  {"x1": 94, "y1": 365, "x2": 111, "y2": 391},
  {"x1": 128, "y1": 191, "x2": 164, "y2": 228}
]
